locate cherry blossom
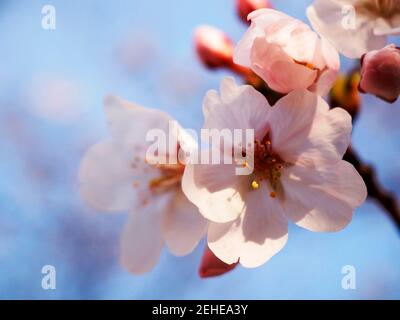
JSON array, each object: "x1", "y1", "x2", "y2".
[
  {"x1": 182, "y1": 77, "x2": 367, "y2": 268},
  {"x1": 307, "y1": 0, "x2": 400, "y2": 58},
  {"x1": 234, "y1": 9, "x2": 340, "y2": 95},
  {"x1": 79, "y1": 96, "x2": 207, "y2": 274}
]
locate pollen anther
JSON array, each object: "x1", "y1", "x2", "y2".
[{"x1": 251, "y1": 180, "x2": 259, "y2": 189}]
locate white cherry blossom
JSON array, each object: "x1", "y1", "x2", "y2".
[
  {"x1": 79, "y1": 96, "x2": 207, "y2": 274},
  {"x1": 182, "y1": 77, "x2": 367, "y2": 268}
]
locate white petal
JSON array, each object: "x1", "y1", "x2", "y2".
[
  {"x1": 120, "y1": 195, "x2": 171, "y2": 274},
  {"x1": 234, "y1": 9, "x2": 295, "y2": 66},
  {"x1": 282, "y1": 161, "x2": 367, "y2": 232},
  {"x1": 307, "y1": 1, "x2": 387, "y2": 58},
  {"x1": 163, "y1": 191, "x2": 208, "y2": 256},
  {"x1": 208, "y1": 183, "x2": 288, "y2": 268},
  {"x1": 310, "y1": 68, "x2": 339, "y2": 96},
  {"x1": 373, "y1": 17, "x2": 400, "y2": 36},
  {"x1": 269, "y1": 90, "x2": 352, "y2": 167},
  {"x1": 234, "y1": 20, "x2": 267, "y2": 66},
  {"x1": 104, "y1": 95, "x2": 172, "y2": 152},
  {"x1": 203, "y1": 77, "x2": 270, "y2": 140},
  {"x1": 182, "y1": 163, "x2": 246, "y2": 223},
  {"x1": 79, "y1": 140, "x2": 147, "y2": 212},
  {"x1": 104, "y1": 95, "x2": 195, "y2": 165}
]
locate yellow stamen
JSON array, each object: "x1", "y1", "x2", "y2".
[
  {"x1": 251, "y1": 180, "x2": 259, "y2": 189},
  {"x1": 149, "y1": 175, "x2": 181, "y2": 190}
]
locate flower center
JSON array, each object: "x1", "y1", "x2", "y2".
[
  {"x1": 130, "y1": 147, "x2": 185, "y2": 206},
  {"x1": 357, "y1": 0, "x2": 400, "y2": 18},
  {"x1": 249, "y1": 135, "x2": 287, "y2": 198},
  {"x1": 148, "y1": 163, "x2": 185, "y2": 193}
]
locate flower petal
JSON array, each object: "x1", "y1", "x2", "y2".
[
  {"x1": 120, "y1": 195, "x2": 171, "y2": 274},
  {"x1": 250, "y1": 39, "x2": 318, "y2": 93},
  {"x1": 79, "y1": 140, "x2": 147, "y2": 212},
  {"x1": 163, "y1": 191, "x2": 208, "y2": 256},
  {"x1": 373, "y1": 17, "x2": 400, "y2": 36},
  {"x1": 182, "y1": 163, "x2": 246, "y2": 223},
  {"x1": 234, "y1": 8, "x2": 287, "y2": 66},
  {"x1": 282, "y1": 161, "x2": 367, "y2": 232},
  {"x1": 309, "y1": 68, "x2": 339, "y2": 96},
  {"x1": 208, "y1": 183, "x2": 288, "y2": 268},
  {"x1": 104, "y1": 95, "x2": 172, "y2": 152},
  {"x1": 307, "y1": 0, "x2": 387, "y2": 58},
  {"x1": 203, "y1": 77, "x2": 270, "y2": 141},
  {"x1": 269, "y1": 89, "x2": 352, "y2": 167}
]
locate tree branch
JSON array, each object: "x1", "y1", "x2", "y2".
[{"x1": 344, "y1": 146, "x2": 400, "y2": 230}]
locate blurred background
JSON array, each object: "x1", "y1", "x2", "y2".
[{"x1": 0, "y1": 0, "x2": 399, "y2": 299}]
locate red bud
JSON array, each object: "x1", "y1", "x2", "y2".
[
  {"x1": 359, "y1": 44, "x2": 400, "y2": 103},
  {"x1": 194, "y1": 25, "x2": 234, "y2": 69},
  {"x1": 236, "y1": 0, "x2": 272, "y2": 24}
]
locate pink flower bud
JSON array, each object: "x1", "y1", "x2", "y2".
[
  {"x1": 199, "y1": 246, "x2": 238, "y2": 278},
  {"x1": 234, "y1": 9, "x2": 340, "y2": 95},
  {"x1": 194, "y1": 25, "x2": 234, "y2": 69},
  {"x1": 359, "y1": 44, "x2": 400, "y2": 103},
  {"x1": 236, "y1": 0, "x2": 272, "y2": 23}
]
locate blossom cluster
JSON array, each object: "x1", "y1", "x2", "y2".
[{"x1": 79, "y1": 0, "x2": 400, "y2": 276}]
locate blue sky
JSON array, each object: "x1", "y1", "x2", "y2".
[{"x1": 0, "y1": 0, "x2": 399, "y2": 299}]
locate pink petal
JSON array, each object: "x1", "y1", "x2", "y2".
[
  {"x1": 250, "y1": 39, "x2": 318, "y2": 93},
  {"x1": 182, "y1": 163, "x2": 246, "y2": 223},
  {"x1": 309, "y1": 68, "x2": 339, "y2": 96},
  {"x1": 120, "y1": 195, "x2": 171, "y2": 274},
  {"x1": 79, "y1": 140, "x2": 150, "y2": 212},
  {"x1": 269, "y1": 90, "x2": 352, "y2": 167},
  {"x1": 234, "y1": 9, "x2": 287, "y2": 66},
  {"x1": 208, "y1": 183, "x2": 288, "y2": 268},
  {"x1": 282, "y1": 161, "x2": 367, "y2": 232},
  {"x1": 203, "y1": 77, "x2": 271, "y2": 141},
  {"x1": 235, "y1": 8, "x2": 339, "y2": 93},
  {"x1": 104, "y1": 95, "x2": 172, "y2": 153},
  {"x1": 163, "y1": 191, "x2": 208, "y2": 256}
]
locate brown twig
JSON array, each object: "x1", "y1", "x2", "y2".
[
  {"x1": 344, "y1": 146, "x2": 400, "y2": 230},
  {"x1": 329, "y1": 64, "x2": 400, "y2": 230}
]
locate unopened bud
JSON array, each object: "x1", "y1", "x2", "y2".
[
  {"x1": 236, "y1": 0, "x2": 272, "y2": 23},
  {"x1": 194, "y1": 25, "x2": 234, "y2": 69},
  {"x1": 359, "y1": 44, "x2": 400, "y2": 103}
]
